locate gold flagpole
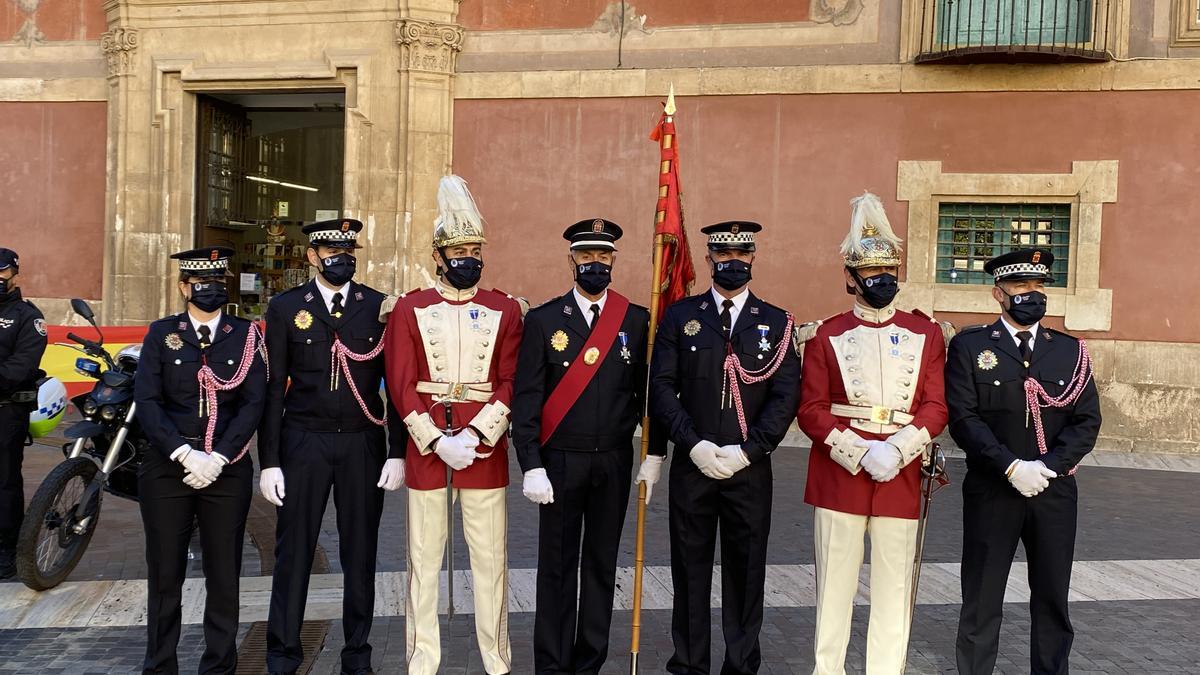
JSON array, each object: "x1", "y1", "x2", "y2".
[{"x1": 630, "y1": 84, "x2": 676, "y2": 675}]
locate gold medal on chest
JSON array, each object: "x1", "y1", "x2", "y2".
[
  {"x1": 294, "y1": 309, "x2": 314, "y2": 330},
  {"x1": 683, "y1": 319, "x2": 701, "y2": 337},
  {"x1": 583, "y1": 347, "x2": 601, "y2": 366},
  {"x1": 164, "y1": 333, "x2": 183, "y2": 351},
  {"x1": 977, "y1": 349, "x2": 998, "y2": 371},
  {"x1": 551, "y1": 330, "x2": 569, "y2": 352}
]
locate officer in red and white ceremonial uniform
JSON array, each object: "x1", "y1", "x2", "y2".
[
  {"x1": 383, "y1": 175, "x2": 522, "y2": 675},
  {"x1": 796, "y1": 192, "x2": 950, "y2": 675}
]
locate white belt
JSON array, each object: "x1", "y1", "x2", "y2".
[
  {"x1": 415, "y1": 381, "x2": 494, "y2": 404},
  {"x1": 830, "y1": 403, "x2": 914, "y2": 426}
]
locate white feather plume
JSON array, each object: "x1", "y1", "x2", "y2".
[
  {"x1": 840, "y1": 190, "x2": 902, "y2": 258},
  {"x1": 434, "y1": 174, "x2": 484, "y2": 234}
]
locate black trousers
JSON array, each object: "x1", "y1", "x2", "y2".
[
  {"x1": 534, "y1": 447, "x2": 633, "y2": 675},
  {"x1": 666, "y1": 457, "x2": 772, "y2": 675},
  {"x1": 266, "y1": 427, "x2": 385, "y2": 673},
  {"x1": 0, "y1": 404, "x2": 28, "y2": 543},
  {"x1": 956, "y1": 470, "x2": 1078, "y2": 675},
  {"x1": 139, "y1": 451, "x2": 252, "y2": 675}
]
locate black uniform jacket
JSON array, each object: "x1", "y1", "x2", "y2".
[
  {"x1": 649, "y1": 290, "x2": 801, "y2": 462},
  {"x1": 945, "y1": 319, "x2": 1101, "y2": 479},
  {"x1": 0, "y1": 289, "x2": 47, "y2": 401},
  {"x1": 258, "y1": 279, "x2": 405, "y2": 468},
  {"x1": 511, "y1": 290, "x2": 664, "y2": 471},
  {"x1": 134, "y1": 312, "x2": 267, "y2": 461}
]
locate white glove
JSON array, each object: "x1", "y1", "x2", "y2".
[
  {"x1": 377, "y1": 458, "x2": 405, "y2": 491},
  {"x1": 522, "y1": 468, "x2": 554, "y2": 504},
  {"x1": 690, "y1": 440, "x2": 734, "y2": 480},
  {"x1": 176, "y1": 446, "x2": 223, "y2": 484},
  {"x1": 715, "y1": 445, "x2": 751, "y2": 476},
  {"x1": 1008, "y1": 459, "x2": 1056, "y2": 497},
  {"x1": 858, "y1": 440, "x2": 903, "y2": 482},
  {"x1": 455, "y1": 428, "x2": 482, "y2": 455},
  {"x1": 636, "y1": 456, "x2": 665, "y2": 504},
  {"x1": 182, "y1": 472, "x2": 211, "y2": 490},
  {"x1": 260, "y1": 467, "x2": 286, "y2": 506},
  {"x1": 435, "y1": 435, "x2": 475, "y2": 471}
]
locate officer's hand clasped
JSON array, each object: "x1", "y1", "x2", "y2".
[
  {"x1": 690, "y1": 440, "x2": 735, "y2": 480},
  {"x1": 435, "y1": 434, "x2": 476, "y2": 471},
  {"x1": 1007, "y1": 459, "x2": 1057, "y2": 497},
  {"x1": 858, "y1": 440, "x2": 902, "y2": 482}
]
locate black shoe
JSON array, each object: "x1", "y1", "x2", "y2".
[
  {"x1": 341, "y1": 669, "x2": 375, "y2": 675},
  {"x1": 0, "y1": 547, "x2": 15, "y2": 580},
  {"x1": 268, "y1": 671, "x2": 296, "y2": 675}
]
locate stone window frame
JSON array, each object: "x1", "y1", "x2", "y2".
[
  {"x1": 1173, "y1": 0, "x2": 1200, "y2": 45},
  {"x1": 896, "y1": 160, "x2": 1116, "y2": 331}
]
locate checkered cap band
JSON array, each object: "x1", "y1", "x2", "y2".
[
  {"x1": 179, "y1": 259, "x2": 229, "y2": 272},
  {"x1": 992, "y1": 262, "x2": 1051, "y2": 279},
  {"x1": 308, "y1": 229, "x2": 359, "y2": 242},
  {"x1": 707, "y1": 232, "x2": 756, "y2": 245}
]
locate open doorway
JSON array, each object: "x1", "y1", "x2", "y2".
[{"x1": 194, "y1": 90, "x2": 345, "y2": 320}]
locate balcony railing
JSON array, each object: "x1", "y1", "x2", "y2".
[{"x1": 914, "y1": 0, "x2": 1114, "y2": 64}]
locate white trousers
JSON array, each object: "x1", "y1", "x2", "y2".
[
  {"x1": 406, "y1": 486, "x2": 511, "y2": 675},
  {"x1": 812, "y1": 507, "x2": 919, "y2": 675}
]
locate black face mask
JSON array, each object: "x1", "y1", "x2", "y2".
[
  {"x1": 1003, "y1": 289, "x2": 1047, "y2": 325},
  {"x1": 0, "y1": 278, "x2": 12, "y2": 303},
  {"x1": 441, "y1": 252, "x2": 483, "y2": 290},
  {"x1": 574, "y1": 261, "x2": 612, "y2": 295},
  {"x1": 712, "y1": 259, "x2": 752, "y2": 291},
  {"x1": 319, "y1": 252, "x2": 356, "y2": 286},
  {"x1": 852, "y1": 270, "x2": 900, "y2": 309},
  {"x1": 189, "y1": 281, "x2": 228, "y2": 313}
]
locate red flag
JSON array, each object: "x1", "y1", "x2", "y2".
[{"x1": 649, "y1": 106, "x2": 696, "y2": 318}]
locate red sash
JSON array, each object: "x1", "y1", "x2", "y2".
[{"x1": 539, "y1": 292, "x2": 631, "y2": 446}]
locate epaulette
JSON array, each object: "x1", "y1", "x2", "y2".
[
  {"x1": 792, "y1": 313, "x2": 838, "y2": 353},
  {"x1": 1044, "y1": 327, "x2": 1079, "y2": 342},
  {"x1": 913, "y1": 308, "x2": 957, "y2": 345},
  {"x1": 378, "y1": 294, "x2": 400, "y2": 322},
  {"x1": 957, "y1": 323, "x2": 990, "y2": 334}
]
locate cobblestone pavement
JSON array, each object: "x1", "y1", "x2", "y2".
[{"x1": 4, "y1": 437, "x2": 1200, "y2": 673}]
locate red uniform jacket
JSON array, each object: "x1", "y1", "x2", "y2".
[
  {"x1": 798, "y1": 306, "x2": 948, "y2": 519},
  {"x1": 384, "y1": 284, "x2": 522, "y2": 490}
]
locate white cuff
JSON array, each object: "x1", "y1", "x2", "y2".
[
  {"x1": 887, "y1": 424, "x2": 932, "y2": 468},
  {"x1": 470, "y1": 401, "x2": 511, "y2": 446},
  {"x1": 403, "y1": 411, "x2": 443, "y2": 455},
  {"x1": 825, "y1": 428, "x2": 868, "y2": 475},
  {"x1": 170, "y1": 445, "x2": 191, "y2": 461}
]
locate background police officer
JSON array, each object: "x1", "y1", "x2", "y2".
[
  {"x1": 512, "y1": 218, "x2": 662, "y2": 675},
  {"x1": 649, "y1": 221, "x2": 801, "y2": 675},
  {"x1": 134, "y1": 246, "x2": 268, "y2": 674},
  {"x1": 0, "y1": 248, "x2": 48, "y2": 579},
  {"x1": 259, "y1": 219, "x2": 405, "y2": 675},
  {"x1": 946, "y1": 248, "x2": 1102, "y2": 675}
]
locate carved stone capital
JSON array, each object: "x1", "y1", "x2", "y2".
[
  {"x1": 811, "y1": 0, "x2": 864, "y2": 26},
  {"x1": 395, "y1": 19, "x2": 464, "y2": 74},
  {"x1": 101, "y1": 27, "x2": 139, "y2": 79}
]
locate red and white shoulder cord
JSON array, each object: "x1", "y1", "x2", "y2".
[
  {"x1": 1023, "y1": 339, "x2": 1093, "y2": 476},
  {"x1": 721, "y1": 314, "x2": 796, "y2": 441},
  {"x1": 329, "y1": 330, "x2": 388, "y2": 426},
  {"x1": 196, "y1": 324, "x2": 270, "y2": 462}
]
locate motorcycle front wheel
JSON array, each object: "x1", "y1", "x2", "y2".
[{"x1": 15, "y1": 457, "x2": 102, "y2": 591}]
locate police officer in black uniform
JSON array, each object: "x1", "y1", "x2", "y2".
[
  {"x1": 0, "y1": 248, "x2": 48, "y2": 579},
  {"x1": 134, "y1": 246, "x2": 268, "y2": 674},
  {"x1": 259, "y1": 219, "x2": 405, "y2": 675},
  {"x1": 512, "y1": 218, "x2": 662, "y2": 675},
  {"x1": 649, "y1": 221, "x2": 801, "y2": 675},
  {"x1": 947, "y1": 248, "x2": 1102, "y2": 675}
]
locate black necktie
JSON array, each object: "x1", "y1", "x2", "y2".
[
  {"x1": 331, "y1": 292, "x2": 344, "y2": 320},
  {"x1": 1016, "y1": 330, "x2": 1033, "y2": 368},
  {"x1": 589, "y1": 304, "x2": 600, "y2": 329},
  {"x1": 198, "y1": 324, "x2": 212, "y2": 351},
  {"x1": 720, "y1": 299, "x2": 734, "y2": 340}
]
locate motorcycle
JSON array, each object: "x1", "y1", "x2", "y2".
[{"x1": 15, "y1": 298, "x2": 149, "y2": 591}]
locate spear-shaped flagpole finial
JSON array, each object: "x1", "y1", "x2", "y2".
[{"x1": 664, "y1": 83, "x2": 676, "y2": 116}]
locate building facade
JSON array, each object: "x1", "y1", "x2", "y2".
[{"x1": 2, "y1": 0, "x2": 1198, "y2": 453}]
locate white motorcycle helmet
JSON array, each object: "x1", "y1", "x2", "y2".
[{"x1": 28, "y1": 376, "x2": 68, "y2": 439}]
